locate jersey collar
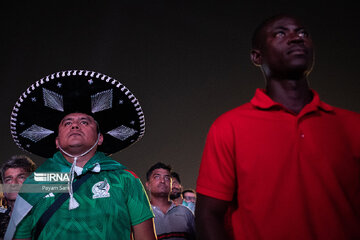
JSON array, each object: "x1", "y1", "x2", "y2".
[{"x1": 250, "y1": 88, "x2": 334, "y2": 113}]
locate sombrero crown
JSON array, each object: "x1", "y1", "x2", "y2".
[{"x1": 10, "y1": 70, "x2": 145, "y2": 158}]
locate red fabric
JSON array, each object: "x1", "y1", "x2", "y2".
[
  {"x1": 197, "y1": 89, "x2": 360, "y2": 240},
  {"x1": 125, "y1": 169, "x2": 139, "y2": 178}
]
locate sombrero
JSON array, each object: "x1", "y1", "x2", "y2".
[{"x1": 10, "y1": 70, "x2": 145, "y2": 158}]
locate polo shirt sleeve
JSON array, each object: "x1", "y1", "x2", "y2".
[
  {"x1": 184, "y1": 208, "x2": 196, "y2": 239},
  {"x1": 196, "y1": 116, "x2": 236, "y2": 201},
  {"x1": 124, "y1": 170, "x2": 154, "y2": 226}
]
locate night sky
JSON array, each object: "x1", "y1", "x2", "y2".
[{"x1": 1, "y1": 1, "x2": 359, "y2": 189}]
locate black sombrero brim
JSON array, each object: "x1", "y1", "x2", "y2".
[{"x1": 10, "y1": 70, "x2": 145, "y2": 158}]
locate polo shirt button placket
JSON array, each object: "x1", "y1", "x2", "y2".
[{"x1": 297, "y1": 115, "x2": 305, "y2": 139}]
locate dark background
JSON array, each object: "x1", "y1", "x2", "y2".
[{"x1": 1, "y1": 1, "x2": 359, "y2": 189}]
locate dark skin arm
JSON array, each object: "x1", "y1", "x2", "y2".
[
  {"x1": 195, "y1": 193, "x2": 231, "y2": 240},
  {"x1": 132, "y1": 218, "x2": 157, "y2": 240}
]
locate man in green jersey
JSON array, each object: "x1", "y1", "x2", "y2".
[{"x1": 5, "y1": 70, "x2": 156, "y2": 240}]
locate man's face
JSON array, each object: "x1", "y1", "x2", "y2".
[
  {"x1": 170, "y1": 178, "x2": 182, "y2": 197},
  {"x1": 254, "y1": 16, "x2": 314, "y2": 78},
  {"x1": 56, "y1": 113, "x2": 103, "y2": 153},
  {"x1": 3, "y1": 168, "x2": 29, "y2": 201},
  {"x1": 183, "y1": 192, "x2": 196, "y2": 203},
  {"x1": 146, "y1": 168, "x2": 172, "y2": 198}
]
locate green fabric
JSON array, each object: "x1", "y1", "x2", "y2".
[
  {"x1": 14, "y1": 152, "x2": 154, "y2": 240},
  {"x1": 19, "y1": 151, "x2": 125, "y2": 205}
]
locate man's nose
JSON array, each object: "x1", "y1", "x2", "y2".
[
  {"x1": 161, "y1": 176, "x2": 169, "y2": 183},
  {"x1": 288, "y1": 32, "x2": 304, "y2": 44},
  {"x1": 71, "y1": 123, "x2": 80, "y2": 129},
  {"x1": 8, "y1": 178, "x2": 18, "y2": 184}
]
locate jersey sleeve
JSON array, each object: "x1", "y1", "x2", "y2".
[
  {"x1": 124, "y1": 171, "x2": 154, "y2": 226},
  {"x1": 196, "y1": 116, "x2": 236, "y2": 201},
  {"x1": 13, "y1": 209, "x2": 34, "y2": 239}
]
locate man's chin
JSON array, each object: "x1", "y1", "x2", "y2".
[
  {"x1": 170, "y1": 192, "x2": 181, "y2": 199},
  {"x1": 61, "y1": 144, "x2": 93, "y2": 154},
  {"x1": 68, "y1": 143, "x2": 84, "y2": 148},
  {"x1": 153, "y1": 192, "x2": 171, "y2": 198},
  {"x1": 4, "y1": 193, "x2": 18, "y2": 201}
]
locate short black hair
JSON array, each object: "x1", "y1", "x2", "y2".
[
  {"x1": 146, "y1": 162, "x2": 172, "y2": 181},
  {"x1": 0, "y1": 155, "x2": 37, "y2": 183},
  {"x1": 170, "y1": 172, "x2": 181, "y2": 184},
  {"x1": 182, "y1": 189, "x2": 196, "y2": 196}
]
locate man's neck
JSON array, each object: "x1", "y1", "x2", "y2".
[
  {"x1": 266, "y1": 78, "x2": 313, "y2": 114},
  {"x1": 7, "y1": 199, "x2": 15, "y2": 213},
  {"x1": 61, "y1": 149, "x2": 97, "y2": 168},
  {"x1": 150, "y1": 196, "x2": 172, "y2": 214},
  {"x1": 172, "y1": 197, "x2": 183, "y2": 206}
]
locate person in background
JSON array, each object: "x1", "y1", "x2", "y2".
[
  {"x1": 196, "y1": 14, "x2": 360, "y2": 240},
  {"x1": 1, "y1": 155, "x2": 36, "y2": 214},
  {"x1": 0, "y1": 193, "x2": 8, "y2": 240},
  {"x1": 181, "y1": 189, "x2": 196, "y2": 213},
  {"x1": 0, "y1": 155, "x2": 36, "y2": 239},
  {"x1": 169, "y1": 172, "x2": 183, "y2": 206},
  {"x1": 146, "y1": 162, "x2": 195, "y2": 240}
]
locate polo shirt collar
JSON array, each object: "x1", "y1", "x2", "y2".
[
  {"x1": 250, "y1": 88, "x2": 334, "y2": 113},
  {"x1": 151, "y1": 202, "x2": 177, "y2": 215},
  {"x1": 250, "y1": 89, "x2": 280, "y2": 109}
]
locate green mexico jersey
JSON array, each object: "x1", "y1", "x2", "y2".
[{"x1": 14, "y1": 152, "x2": 154, "y2": 240}]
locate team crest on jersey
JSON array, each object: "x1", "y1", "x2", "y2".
[{"x1": 92, "y1": 178, "x2": 110, "y2": 199}]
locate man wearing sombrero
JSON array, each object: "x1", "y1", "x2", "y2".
[{"x1": 5, "y1": 70, "x2": 156, "y2": 240}]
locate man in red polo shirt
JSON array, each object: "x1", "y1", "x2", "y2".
[{"x1": 196, "y1": 14, "x2": 360, "y2": 240}]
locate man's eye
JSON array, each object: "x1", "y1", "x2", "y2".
[
  {"x1": 298, "y1": 31, "x2": 308, "y2": 38},
  {"x1": 164, "y1": 176, "x2": 170, "y2": 181},
  {"x1": 80, "y1": 121, "x2": 88, "y2": 125},
  {"x1": 64, "y1": 122, "x2": 71, "y2": 126},
  {"x1": 275, "y1": 32, "x2": 285, "y2": 38}
]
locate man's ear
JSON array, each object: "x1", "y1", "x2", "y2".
[
  {"x1": 250, "y1": 49, "x2": 262, "y2": 66},
  {"x1": 55, "y1": 137, "x2": 59, "y2": 149},
  {"x1": 145, "y1": 181, "x2": 150, "y2": 191},
  {"x1": 97, "y1": 134, "x2": 104, "y2": 146}
]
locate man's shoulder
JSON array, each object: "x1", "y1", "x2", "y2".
[
  {"x1": 333, "y1": 106, "x2": 360, "y2": 131},
  {"x1": 121, "y1": 169, "x2": 141, "y2": 179},
  {"x1": 29, "y1": 151, "x2": 68, "y2": 174},
  {"x1": 173, "y1": 204, "x2": 195, "y2": 216},
  {"x1": 317, "y1": 102, "x2": 360, "y2": 137},
  {"x1": 223, "y1": 102, "x2": 254, "y2": 115},
  {"x1": 331, "y1": 105, "x2": 360, "y2": 117},
  {"x1": 324, "y1": 104, "x2": 360, "y2": 124},
  {"x1": 209, "y1": 102, "x2": 255, "y2": 127},
  {"x1": 102, "y1": 168, "x2": 143, "y2": 188}
]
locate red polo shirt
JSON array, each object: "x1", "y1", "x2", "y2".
[{"x1": 197, "y1": 89, "x2": 360, "y2": 240}]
